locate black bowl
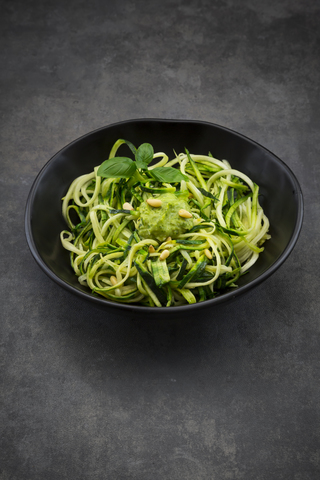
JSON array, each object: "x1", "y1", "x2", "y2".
[{"x1": 25, "y1": 119, "x2": 303, "y2": 315}]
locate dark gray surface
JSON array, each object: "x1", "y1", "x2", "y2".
[{"x1": 1, "y1": 0, "x2": 319, "y2": 479}]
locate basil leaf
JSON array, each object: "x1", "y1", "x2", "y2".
[
  {"x1": 135, "y1": 143, "x2": 154, "y2": 169},
  {"x1": 150, "y1": 167, "x2": 189, "y2": 183},
  {"x1": 97, "y1": 157, "x2": 137, "y2": 178}
]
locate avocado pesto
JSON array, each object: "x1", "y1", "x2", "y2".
[
  {"x1": 60, "y1": 139, "x2": 271, "y2": 307},
  {"x1": 137, "y1": 193, "x2": 194, "y2": 242}
]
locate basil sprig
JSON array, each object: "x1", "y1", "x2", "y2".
[{"x1": 97, "y1": 140, "x2": 188, "y2": 183}]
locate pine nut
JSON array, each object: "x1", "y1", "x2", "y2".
[
  {"x1": 147, "y1": 198, "x2": 162, "y2": 207},
  {"x1": 148, "y1": 245, "x2": 156, "y2": 253},
  {"x1": 123, "y1": 202, "x2": 134, "y2": 210},
  {"x1": 204, "y1": 249, "x2": 212, "y2": 260},
  {"x1": 159, "y1": 249, "x2": 170, "y2": 261},
  {"x1": 178, "y1": 209, "x2": 193, "y2": 218},
  {"x1": 110, "y1": 275, "x2": 118, "y2": 286},
  {"x1": 166, "y1": 237, "x2": 172, "y2": 242}
]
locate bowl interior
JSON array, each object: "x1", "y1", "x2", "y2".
[{"x1": 25, "y1": 119, "x2": 303, "y2": 313}]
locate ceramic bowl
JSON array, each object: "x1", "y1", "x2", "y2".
[{"x1": 25, "y1": 119, "x2": 303, "y2": 315}]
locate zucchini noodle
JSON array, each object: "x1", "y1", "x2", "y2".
[{"x1": 60, "y1": 140, "x2": 270, "y2": 307}]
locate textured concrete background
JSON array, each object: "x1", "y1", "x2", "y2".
[{"x1": 1, "y1": 0, "x2": 319, "y2": 479}]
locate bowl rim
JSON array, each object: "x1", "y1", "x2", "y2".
[{"x1": 25, "y1": 118, "x2": 304, "y2": 313}]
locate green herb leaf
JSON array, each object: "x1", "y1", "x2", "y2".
[
  {"x1": 149, "y1": 167, "x2": 189, "y2": 183},
  {"x1": 135, "y1": 143, "x2": 154, "y2": 169},
  {"x1": 97, "y1": 157, "x2": 137, "y2": 178}
]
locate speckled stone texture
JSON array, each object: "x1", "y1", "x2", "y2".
[{"x1": 1, "y1": 0, "x2": 319, "y2": 479}]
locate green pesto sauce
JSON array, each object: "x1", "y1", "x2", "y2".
[{"x1": 137, "y1": 193, "x2": 194, "y2": 242}]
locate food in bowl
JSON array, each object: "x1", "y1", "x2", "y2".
[{"x1": 60, "y1": 138, "x2": 270, "y2": 307}]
